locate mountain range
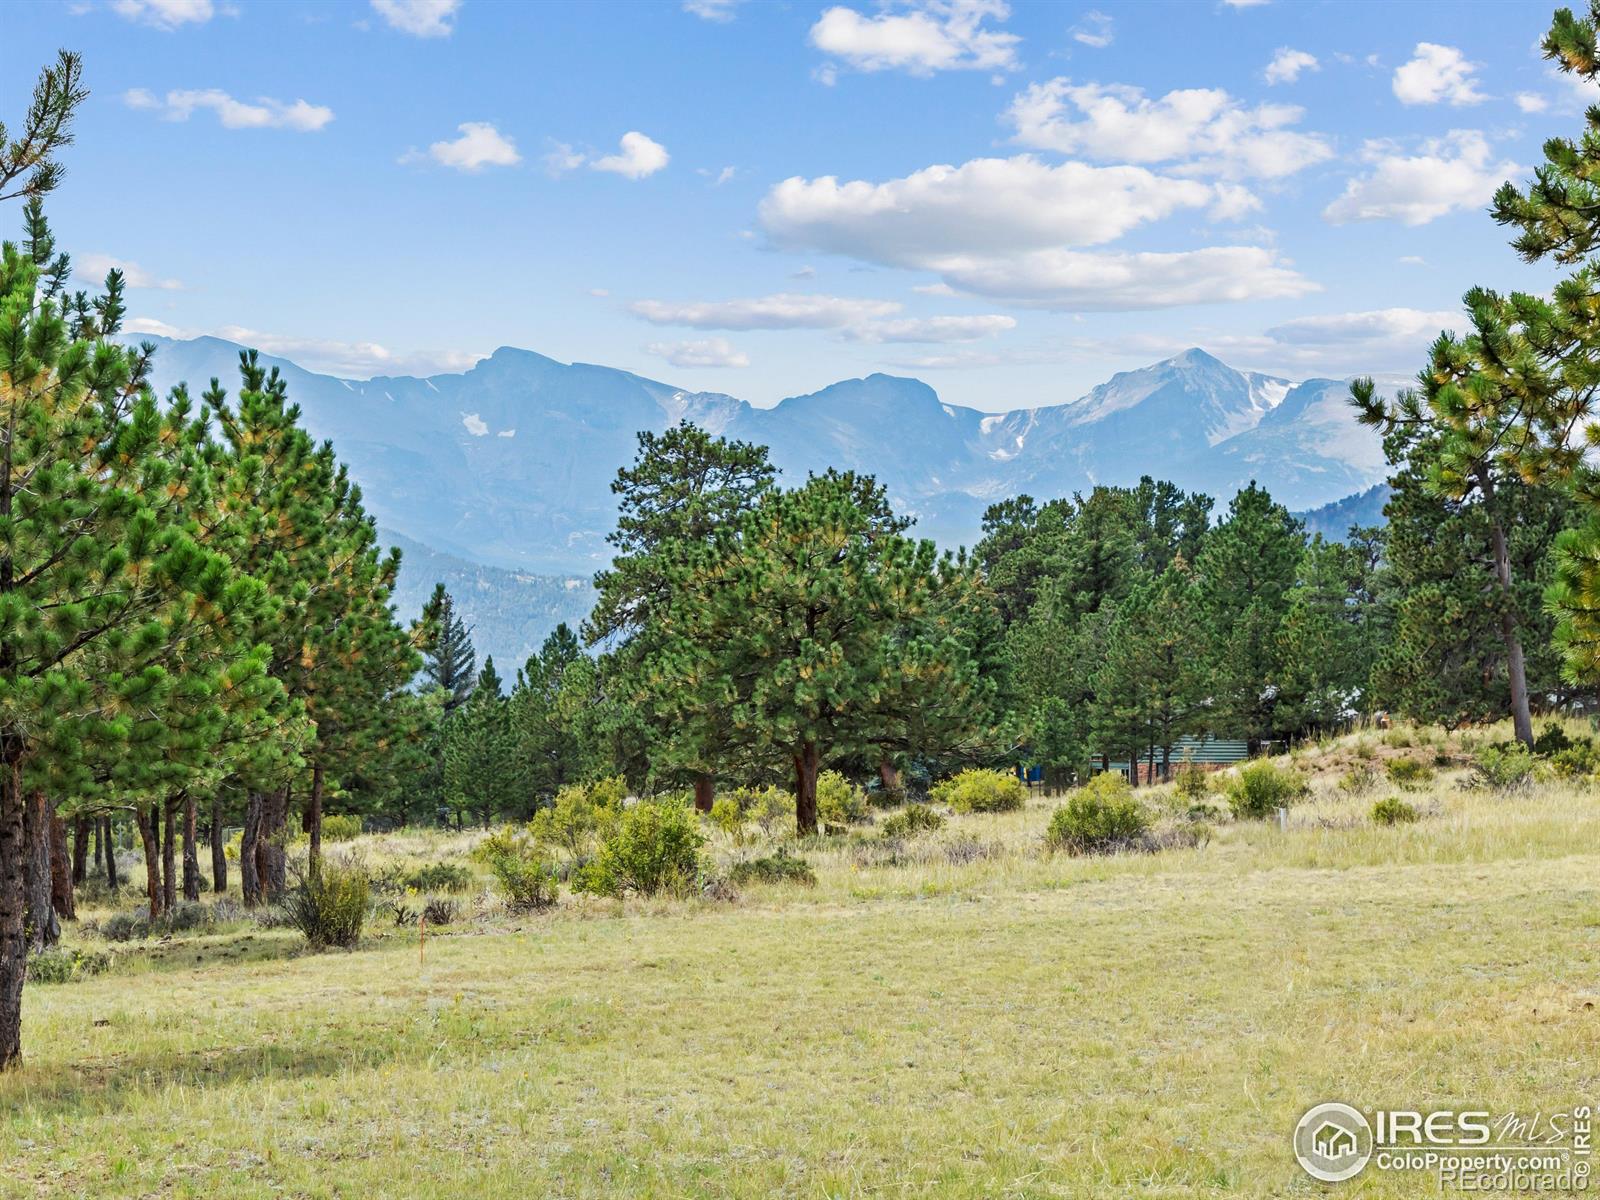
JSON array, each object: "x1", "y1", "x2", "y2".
[{"x1": 139, "y1": 337, "x2": 1388, "y2": 569}]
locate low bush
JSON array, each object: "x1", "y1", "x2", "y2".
[
  {"x1": 728, "y1": 848, "x2": 816, "y2": 887},
  {"x1": 403, "y1": 861, "x2": 475, "y2": 893},
  {"x1": 1223, "y1": 759, "x2": 1308, "y2": 820},
  {"x1": 528, "y1": 778, "x2": 625, "y2": 859},
  {"x1": 879, "y1": 804, "x2": 945, "y2": 839},
  {"x1": 577, "y1": 796, "x2": 705, "y2": 899},
  {"x1": 931, "y1": 768, "x2": 1027, "y2": 814},
  {"x1": 421, "y1": 896, "x2": 461, "y2": 925},
  {"x1": 706, "y1": 795, "x2": 749, "y2": 841},
  {"x1": 726, "y1": 784, "x2": 793, "y2": 837},
  {"x1": 1337, "y1": 764, "x2": 1378, "y2": 796},
  {"x1": 479, "y1": 829, "x2": 560, "y2": 911},
  {"x1": 1470, "y1": 744, "x2": 1539, "y2": 792},
  {"x1": 320, "y1": 814, "x2": 363, "y2": 842},
  {"x1": 283, "y1": 857, "x2": 369, "y2": 949},
  {"x1": 817, "y1": 771, "x2": 867, "y2": 826},
  {"x1": 27, "y1": 947, "x2": 112, "y2": 984},
  {"x1": 1172, "y1": 762, "x2": 1211, "y2": 803},
  {"x1": 1550, "y1": 737, "x2": 1600, "y2": 778},
  {"x1": 1046, "y1": 773, "x2": 1148, "y2": 855},
  {"x1": 1371, "y1": 796, "x2": 1420, "y2": 826},
  {"x1": 98, "y1": 899, "x2": 218, "y2": 942},
  {"x1": 1533, "y1": 724, "x2": 1575, "y2": 757},
  {"x1": 1384, "y1": 758, "x2": 1434, "y2": 790}
]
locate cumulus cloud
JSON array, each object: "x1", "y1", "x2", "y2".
[
  {"x1": 111, "y1": 0, "x2": 214, "y2": 28},
  {"x1": 1264, "y1": 308, "x2": 1463, "y2": 347},
  {"x1": 1323, "y1": 130, "x2": 1516, "y2": 226},
  {"x1": 75, "y1": 253, "x2": 184, "y2": 290},
  {"x1": 843, "y1": 314, "x2": 1016, "y2": 342},
  {"x1": 1264, "y1": 48, "x2": 1317, "y2": 85},
  {"x1": 1392, "y1": 43, "x2": 1486, "y2": 106},
  {"x1": 810, "y1": 0, "x2": 1020, "y2": 78},
  {"x1": 371, "y1": 0, "x2": 460, "y2": 37},
  {"x1": 1515, "y1": 92, "x2": 1549, "y2": 113},
  {"x1": 123, "y1": 87, "x2": 333, "y2": 131},
  {"x1": 461, "y1": 412, "x2": 489, "y2": 436},
  {"x1": 592, "y1": 131, "x2": 670, "y2": 179},
  {"x1": 646, "y1": 337, "x2": 751, "y2": 368},
  {"x1": 1005, "y1": 80, "x2": 1331, "y2": 179},
  {"x1": 404, "y1": 121, "x2": 521, "y2": 171},
  {"x1": 1070, "y1": 10, "x2": 1113, "y2": 49},
  {"x1": 631, "y1": 292, "x2": 901, "y2": 330}
]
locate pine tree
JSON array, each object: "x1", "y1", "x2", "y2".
[
  {"x1": 420, "y1": 583, "x2": 476, "y2": 713},
  {"x1": 442, "y1": 657, "x2": 518, "y2": 826}
]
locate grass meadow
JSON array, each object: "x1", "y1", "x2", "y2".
[{"x1": 4, "y1": 722, "x2": 1599, "y2": 1198}]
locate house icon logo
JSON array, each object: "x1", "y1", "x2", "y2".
[{"x1": 1294, "y1": 1102, "x2": 1373, "y2": 1182}]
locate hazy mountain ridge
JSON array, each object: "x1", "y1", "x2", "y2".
[{"x1": 137, "y1": 336, "x2": 1389, "y2": 574}]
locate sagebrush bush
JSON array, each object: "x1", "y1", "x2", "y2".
[
  {"x1": 728, "y1": 847, "x2": 816, "y2": 887},
  {"x1": 879, "y1": 804, "x2": 945, "y2": 839},
  {"x1": 284, "y1": 857, "x2": 369, "y2": 949},
  {"x1": 98, "y1": 899, "x2": 217, "y2": 942},
  {"x1": 1046, "y1": 773, "x2": 1148, "y2": 854},
  {"x1": 577, "y1": 796, "x2": 705, "y2": 898},
  {"x1": 931, "y1": 768, "x2": 1027, "y2": 814},
  {"x1": 26, "y1": 946, "x2": 111, "y2": 984},
  {"x1": 480, "y1": 828, "x2": 560, "y2": 911},
  {"x1": 403, "y1": 861, "x2": 475, "y2": 892},
  {"x1": 1470, "y1": 744, "x2": 1539, "y2": 792},
  {"x1": 1337, "y1": 764, "x2": 1378, "y2": 796},
  {"x1": 1223, "y1": 759, "x2": 1307, "y2": 819},
  {"x1": 1371, "y1": 796, "x2": 1420, "y2": 826},
  {"x1": 816, "y1": 771, "x2": 867, "y2": 826},
  {"x1": 1384, "y1": 758, "x2": 1434, "y2": 789}
]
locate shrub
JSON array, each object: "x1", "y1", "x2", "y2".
[
  {"x1": 1384, "y1": 758, "x2": 1434, "y2": 790},
  {"x1": 1371, "y1": 796, "x2": 1420, "y2": 826},
  {"x1": 577, "y1": 796, "x2": 706, "y2": 898},
  {"x1": 1172, "y1": 762, "x2": 1210, "y2": 803},
  {"x1": 1470, "y1": 744, "x2": 1539, "y2": 792},
  {"x1": 320, "y1": 814, "x2": 363, "y2": 842},
  {"x1": 1223, "y1": 759, "x2": 1308, "y2": 820},
  {"x1": 403, "y1": 861, "x2": 475, "y2": 893},
  {"x1": 931, "y1": 768, "x2": 1027, "y2": 814},
  {"x1": 27, "y1": 946, "x2": 111, "y2": 984},
  {"x1": 421, "y1": 896, "x2": 461, "y2": 925},
  {"x1": 727, "y1": 784, "x2": 793, "y2": 836},
  {"x1": 1533, "y1": 724, "x2": 1575, "y2": 757},
  {"x1": 706, "y1": 795, "x2": 749, "y2": 841},
  {"x1": 480, "y1": 828, "x2": 560, "y2": 911},
  {"x1": 1337, "y1": 764, "x2": 1378, "y2": 797},
  {"x1": 97, "y1": 900, "x2": 218, "y2": 942},
  {"x1": 283, "y1": 857, "x2": 369, "y2": 949},
  {"x1": 728, "y1": 848, "x2": 816, "y2": 887},
  {"x1": 816, "y1": 771, "x2": 867, "y2": 826},
  {"x1": 1046, "y1": 774, "x2": 1148, "y2": 855},
  {"x1": 1549, "y1": 736, "x2": 1600, "y2": 778},
  {"x1": 879, "y1": 804, "x2": 945, "y2": 839},
  {"x1": 528, "y1": 778, "x2": 625, "y2": 859}
]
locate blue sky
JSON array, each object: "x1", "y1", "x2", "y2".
[{"x1": 1, "y1": 0, "x2": 1583, "y2": 410}]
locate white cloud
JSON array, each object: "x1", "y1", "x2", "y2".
[
  {"x1": 123, "y1": 87, "x2": 333, "y2": 131},
  {"x1": 683, "y1": 0, "x2": 741, "y2": 20},
  {"x1": 75, "y1": 253, "x2": 184, "y2": 290},
  {"x1": 631, "y1": 292, "x2": 901, "y2": 330},
  {"x1": 925, "y1": 245, "x2": 1315, "y2": 311},
  {"x1": 1399, "y1": 255, "x2": 1426, "y2": 265},
  {"x1": 1221, "y1": 0, "x2": 1269, "y2": 6},
  {"x1": 588, "y1": 287, "x2": 611, "y2": 297},
  {"x1": 124, "y1": 316, "x2": 186, "y2": 338},
  {"x1": 1323, "y1": 130, "x2": 1516, "y2": 226},
  {"x1": 1392, "y1": 43, "x2": 1486, "y2": 106},
  {"x1": 497, "y1": 428, "x2": 516, "y2": 438},
  {"x1": 843, "y1": 314, "x2": 1016, "y2": 342},
  {"x1": 1005, "y1": 80, "x2": 1331, "y2": 179},
  {"x1": 592, "y1": 131, "x2": 670, "y2": 179},
  {"x1": 371, "y1": 0, "x2": 460, "y2": 37},
  {"x1": 1070, "y1": 10, "x2": 1113, "y2": 49},
  {"x1": 1263, "y1": 308, "x2": 1462, "y2": 348},
  {"x1": 126, "y1": 318, "x2": 483, "y2": 377},
  {"x1": 1515, "y1": 92, "x2": 1549, "y2": 113},
  {"x1": 913, "y1": 281, "x2": 958, "y2": 296},
  {"x1": 461, "y1": 412, "x2": 489, "y2": 436},
  {"x1": 646, "y1": 337, "x2": 751, "y2": 368},
  {"x1": 761, "y1": 156, "x2": 1216, "y2": 261},
  {"x1": 111, "y1": 0, "x2": 213, "y2": 28},
  {"x1": 810, "y1": 0, "x2": 1020, "y2": 77},
  {"x1": 1264, "y1": 48, "x2": 1317, "y2": 86},
  {"x1": 405, "y1": 122, "x2": 521, "y2": 171}
]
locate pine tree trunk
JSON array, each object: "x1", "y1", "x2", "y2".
[
  {"x1": 210, "y1": 797, "x2": 226, "y2": 894},
  {"x1": 160, "y1": 799, "x2": 176, "y2": 914},
  {"x1": 1126, "y1": 747, "x2": 1140, "y2": 788},
  {"x1": 182, "y1": 793, "x2": 200, "y2": 903},
  {"x1": 23, "y1": 792, "x2": 58, "y2": 951},
  {"x1": 258, "y1": 785, "x2": 288, "y2": 901},
  {"x1": 794, "y1": 743, "x2": 821, "y2": 836},
  {"x1": 100, "y1": 816, "x2": 117, "y2": 892},
  {"x1": 240, "y1": 791, "x2": 262, "y2": 907},
  {"x1": 877, "y1": 761, "x2": 901, "y2": 793},
  {"x1": 307, "y1": 763, "x2": 324, "y2": 882},
  {"x1": 71, "y1": 815, "x2": 88, "y2": 887},
  {"x1": 48, "y1": 814, "x2": 72, "y2": 922},
  {"x1": 134, "y1": 805, "x2": 162, "y2": 920},
  {"x1": 0, "y1": 747, "x2": 27, "y2": 1070},
  {"x1": 692, "y1": 772, "x2": 714, "y2": 815}
]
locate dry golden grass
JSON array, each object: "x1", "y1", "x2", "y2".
[{"x1": 6, "y1": 725, "x2": 1600, "y2": 1197}]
